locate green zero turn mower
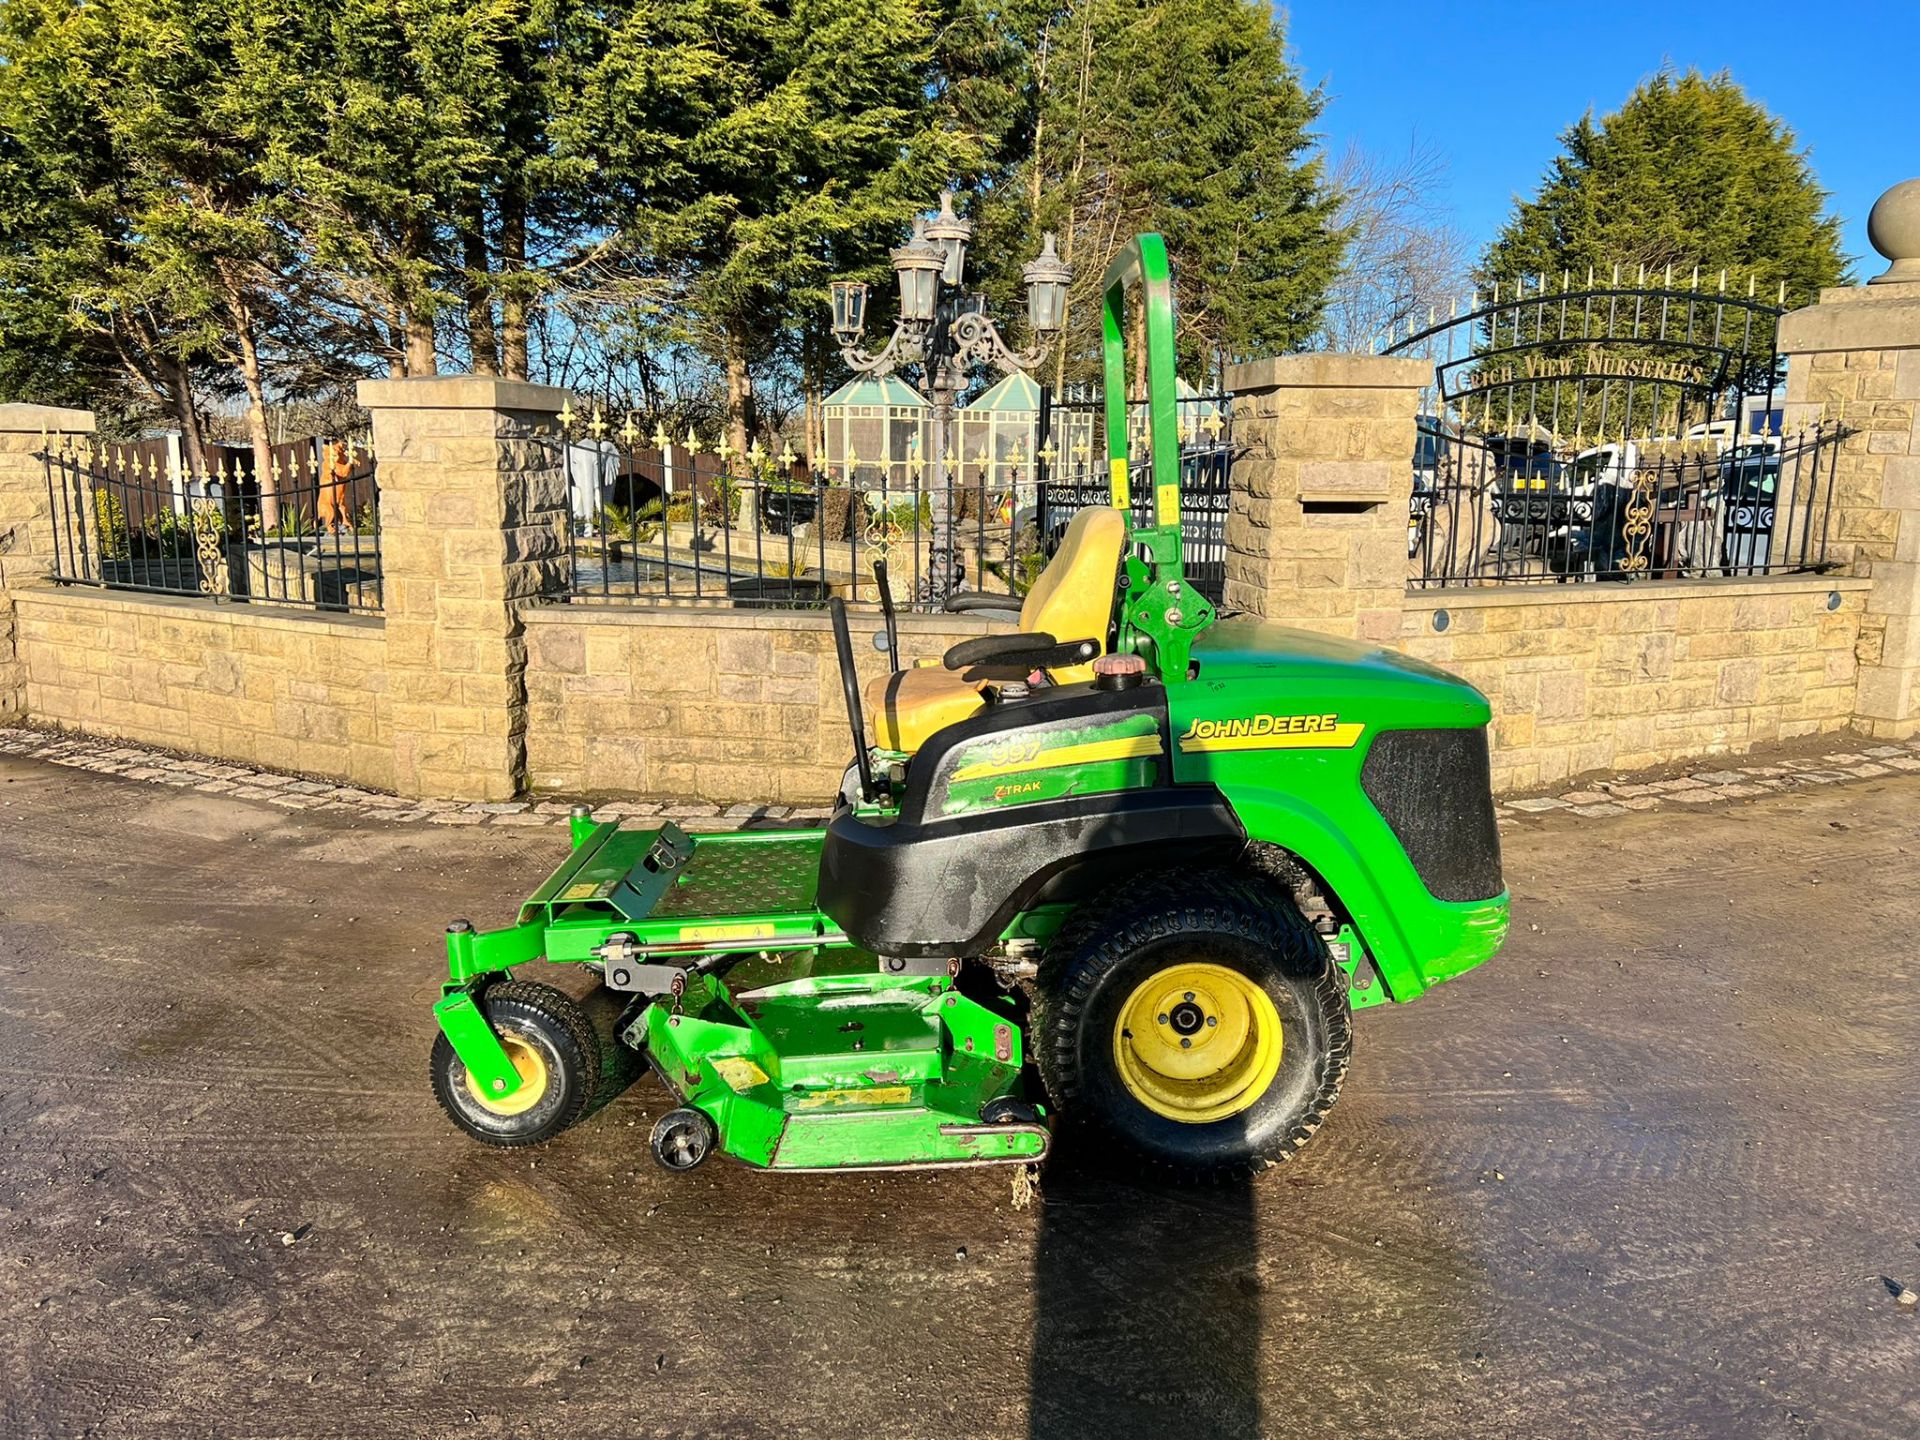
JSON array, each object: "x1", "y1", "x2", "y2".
[{"x1": 428, "y1": 236, "x2": 1510, "y2": 1178}]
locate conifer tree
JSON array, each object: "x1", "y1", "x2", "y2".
[
  {"x1": 1481, "y1": 69, "x2": 1847, "y2": 305},
  {"x1": 565, "y1": 0, "x2": 999, "y2": 451},
  {"x1": 982, "y1": 0, "x2": 1344, "y2": 382}
]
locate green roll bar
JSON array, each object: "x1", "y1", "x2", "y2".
[
  {"x1": 1101, "y1": 234, "x2": 1182, "y2": 531},
  {"x1": 1100, "y1": 234, "x2": 1214, "y2": 681}
]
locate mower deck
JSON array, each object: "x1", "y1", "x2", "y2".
[{"x1": 634, "y1": 970, "x2": 1045, "y2": 1170}]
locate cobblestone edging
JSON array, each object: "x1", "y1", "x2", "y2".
[
  {"x1": 3, "y1": 722, "x2": 1918, "y2": 833},
  {"x1": 0, "y1": 724, "x2": 831, "y2": 832}
]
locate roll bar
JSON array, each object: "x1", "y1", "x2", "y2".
[{"x1": 1100, "y1": 234, "x2": 1183, "y2": 538}]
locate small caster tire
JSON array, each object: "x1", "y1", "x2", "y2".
[
  {"x1": 431, "y1": 981, "x2": 600, "y2": 1148},
  {"x1": 650, "y1": 1107, "x2": 718, "y2": 1172},
  {"x1": 981, "y1": 1097, "x2": 1039, "y2": 1126}
]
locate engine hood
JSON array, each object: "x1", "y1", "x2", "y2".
[{"x1": 1186, "y1": 617, "x2": 1490, "y2": 728}]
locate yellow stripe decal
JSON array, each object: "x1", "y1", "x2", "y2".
[
  {"x1": 1178, "y1": 722, "x2": 1366, "y2": 754},
  {"x1": 678, "y1": 921, "x2": 777, "y2": 942},
  {"x1": 952, "y1": 733, "x2": 1163, "y2": 783},
  {"x1": 1109, "y1": 456, "x2": 1130, "y2": 508},
  {"x1": 796, "y1": 1085, "x2": 913, "y2": 1110}
]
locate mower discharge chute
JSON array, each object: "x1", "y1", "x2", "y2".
[{"x1": 428, "y1": 234, "x2": 1510, "y2": 1177}]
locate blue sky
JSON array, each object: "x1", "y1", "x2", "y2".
[{"x1": 1283, "y1": 0, "x2": 1917, "y2": 281}]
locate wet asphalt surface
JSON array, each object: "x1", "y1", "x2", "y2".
[{"x1": 1, "y1": 752, "x2": 1917, "y2": 1439}]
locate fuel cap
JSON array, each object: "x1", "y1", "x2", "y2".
[{"x1": 1092, "y1": 652, "x2": 1147, "y2": 689}]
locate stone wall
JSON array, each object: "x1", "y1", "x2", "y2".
[
  {"x1": 1222, "y1": 354, "x2": 1428, "y2": 644},
  {"x1": 14, "y1": 588, "x2": 391, "y2": 788},
  {"x1": 0, "y1": 405, "x2": 95, "y2": 718},
  {"x1": 1397, "y1": 576, "x2": 1870, "y2": 793},
  {"x1": 523, "y1": 606, "x2": 999, "y2": 806},
  {"x1": 1778, "y1": 286, "x2": 1920, "y2": 737},
  {"x1": 11, "y1": 223, "x2": 1920, "y2": 807},
  {"x1": 361, "y1": 377, "x2": 571, "y2": 801}
]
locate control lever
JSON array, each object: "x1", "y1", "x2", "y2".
[
  {"x1": 829, "y1": 597, "x2": 877, "y2": 803},
  {"x1": 873, "y1": 559, "x2": 901, "y2": 672}
]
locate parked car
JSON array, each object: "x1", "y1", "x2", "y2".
[
  {"x1": 1718, "y1": 439, "x2": 1782, "y2": 572},
  {"x1": 1408, "y1": 415, "x2": 1450, "y2": 558},
  {"x1": 1476, "y1": 435, "x2": 1576, "y2": 575}
]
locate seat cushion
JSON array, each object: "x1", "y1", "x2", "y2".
[{"x1": 865, "y1": 665, "x2": 986, "y2": 753}]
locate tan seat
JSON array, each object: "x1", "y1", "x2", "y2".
[{"x1": 864, "y1": 506, "x2": 1128, "y2": 753}]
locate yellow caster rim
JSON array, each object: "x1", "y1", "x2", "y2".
[
  {"x1": 1112, "y1": 961, "x2": 1283, "y2": 1123},
  {"x1": 464, "y1": 1033, "x2": 550, "y2": 1117}
]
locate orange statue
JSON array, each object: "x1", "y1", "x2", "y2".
[{"x1": 317, "y1": 439, "x2": 353, "y2": 534}]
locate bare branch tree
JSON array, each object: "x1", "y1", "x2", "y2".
[{"x1": 1315, "y1": 139, "x2": 1470, "y2": 352}]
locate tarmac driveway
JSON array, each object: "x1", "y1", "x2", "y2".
[{"x1": 1, "y1": 753, "x2": 1917, "y2": 1439}]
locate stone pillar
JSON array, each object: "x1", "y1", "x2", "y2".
[
  {"x1": 359, "y1": 376, "x2": 570, "y2": 800},
  {"x1": 1778, "y1": 179, "x2": 1920, "y2": 738},
  {"x1": 0, "y1": 404, "x2": 95, "y2": 720},
  {"x1": 1222, "y1": 354, "x2": 1428, "y2": 643}
]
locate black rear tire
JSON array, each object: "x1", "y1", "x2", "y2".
[
  {"x1": 431, "y1": 981, "x2": 601, "y2": 1147},
  {"x1": 1036, "y1": 869, "x2": 1352, "y2": 1178}
]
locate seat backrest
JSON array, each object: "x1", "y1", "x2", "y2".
[{"x1": 1019, "y1": 506, "x2": 1127, "y2": 683}]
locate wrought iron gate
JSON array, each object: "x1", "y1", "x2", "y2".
[{"x1": 1385, "y1": 268, "x2": 1842, "y2": 587}]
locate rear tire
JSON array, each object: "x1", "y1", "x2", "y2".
[
  {"x1": 1036, "y1": 869, "x2": 1351, "y2": 1178},
  {"x1": 431, "y1": 981, "x2": 600, "y2": 1147}
]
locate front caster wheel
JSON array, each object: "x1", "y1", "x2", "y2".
[
  {"x1": 431, "y1": 981, "x2": 600, "y2": 1147},
  {"x1": 981, "y1": 1097, "x2": 1039, "y2": 1126},
  {"x1": 1037, "y1": 870, "x2": 1352, "y2": 1178},
  {"x1": 650, "y1": 1107, "x2": 718, "y2": 1172}
]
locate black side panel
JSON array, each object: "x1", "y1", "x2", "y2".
[
  {"x1": 818, "y1": 790, "x2": 1244, "y2": 957},
  {"x1": 1359, "y1": 728, "x2": 1504, "y2": 902},
  {"x1": 902, "y1": 679, "x2": 1171, "y2": 825}
]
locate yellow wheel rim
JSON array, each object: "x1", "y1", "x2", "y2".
[
  {"x1": 463, "y1": 1032, "x2": 550, "y2": 1117},
  {"x1": 1112, "y1": 962, "x2": 1283, "y2": 1124}
]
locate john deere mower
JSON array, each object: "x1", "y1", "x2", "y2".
[{"x1": 427, "y1": 236, "x2": 1510, "y2": 1177}]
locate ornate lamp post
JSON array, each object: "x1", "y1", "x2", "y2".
[{"x1": 829, "y1": 192, "x2": 1071, "y2": 600}]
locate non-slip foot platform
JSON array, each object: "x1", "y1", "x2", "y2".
[{"x1": 653, "y1": 834, "x2": 822, "y2": 918}]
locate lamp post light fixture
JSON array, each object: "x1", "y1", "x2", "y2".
[
  {"x1": 829, "y1": 279, "x2": 867, "y2": 342},
  {"x1": 1022, "y1": 232, "x2": 1071, "y2": 337},
  {"x1": 829, "y1": 191, "x2": 1071, "y2": 602},
  {"x1": 890, "y1": 219, "x2": 946, "y2": 324},
  {"x1": 924, "y1": 190, "x2": 972, "y2": 286}
]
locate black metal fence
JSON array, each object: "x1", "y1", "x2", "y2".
[
  {"x1": 41, "y1": 438, "x2": 382, "y2": 614},
  {"x1": 1036, "y1": 385, "x2": 1232, "y2": 605},
  {"x1": 1407, "y1": 424, "x2": 1848, "y2": 587},
  {"x1": 560, "y1": 386, "x2": 1233, "y2": 610}
]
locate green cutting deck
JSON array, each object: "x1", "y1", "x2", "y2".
[{"x1": 634, "y1": 971, "x2": 1047, "y2": 1170}]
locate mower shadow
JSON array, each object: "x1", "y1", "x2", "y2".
[{"x1": 1029, "y1": 1125, "x2": 1262, "y2": 1439}]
